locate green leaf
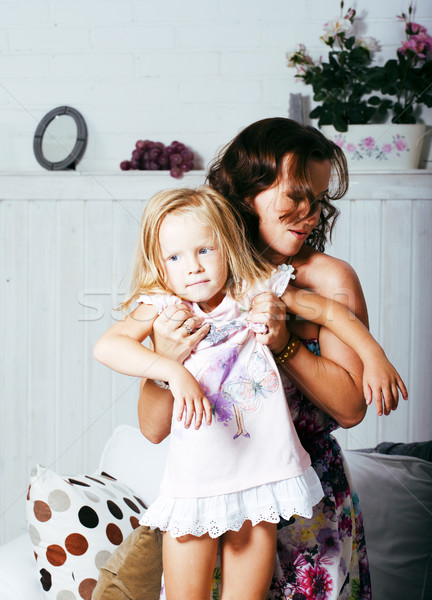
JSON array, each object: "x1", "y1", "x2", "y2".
[
  {"x1": 345, "y1": 36, "x2": 356, "y2": 50},
  {"x1": 368, "y1": 95, "x2": 381, "y2": 106},
  {"x1": 333, "y1": 113, "x2": 348, "y2": 132},
  {"x1": 423, "y1": 94, "x2": 432, "y2": 108},
  {"x1": 309, "y1": 106, "x2": 323, "y2": 119}
]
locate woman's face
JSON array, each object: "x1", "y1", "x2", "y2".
[{"x1": 249, "y1": 157, "x2": 331, "y2": 264}]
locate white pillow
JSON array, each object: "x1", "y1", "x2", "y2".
[
  {"x1": 345, "y1": 450, "x2": 432, "y2": 600},
  {"x1": 98, "y1": 424, "x2": 169, "y2": 507},
  {"x1": 26, "y1": 464, "x2": 146, "y2": 600}
]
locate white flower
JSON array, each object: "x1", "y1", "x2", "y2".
[
  {"x1": 356, "y1": 36, "x2": 380, "y2": 54},
  {"x1": 323, "y1": 17, "x2": 352, "y2": 37}
]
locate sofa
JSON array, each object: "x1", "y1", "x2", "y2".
[{"x1": 0, "y1": 425, "x2": 431, "y2": 600}]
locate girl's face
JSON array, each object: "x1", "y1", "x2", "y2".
[
  {"x1": 249, "y1": 157, "x2": 331, "y2": 264},
  {"x1": 158, "y1": 212, "x2": 228, "y2": 312}
]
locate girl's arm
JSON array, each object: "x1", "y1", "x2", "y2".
[
  {"x1": 94, "y1": 303, "x2": 212, "y2": 430},
  {"x1": 280, "y1": 285, "x2": 408, "y2": 416},
  {"x1": 137, "y1": 303, "x2": 210, "y2": 443}
]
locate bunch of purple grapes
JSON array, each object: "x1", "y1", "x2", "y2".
[{"x1": 120, "y1": 140, "x2": 194, "y2": 178}]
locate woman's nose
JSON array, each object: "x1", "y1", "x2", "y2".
[{"x1": 296, "y1": 200, "x2": 320, "y2": 224}]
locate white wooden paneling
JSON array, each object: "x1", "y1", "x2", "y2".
[
  {"x1": 28, "y1": 201, "x2": 58, "y2": 465},
  {"x1": 1, "y1": 171, "x2": 431, "y2": 543},
  {"x1": 55, "y1": 200, "x2": 86, "y2": 475},
  {"x1": 410, "y1": 201, "x2": 432, "y2": 442},
  {"x1": 111, "y1": 200, "x2": 147, "y2": 429},
  {"x1": 0, "y1": 201, "x2": 30, "y2": 542},
  {"x1": 83, "y1": 200, "x2": 115, "y2": 467}
]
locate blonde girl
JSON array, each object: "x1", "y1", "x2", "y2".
[{"x1": 94, "y1": 186, "x2": 406, "y2": 600}]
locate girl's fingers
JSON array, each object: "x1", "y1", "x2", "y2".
[
  {"x1": 193, "y1": 401, "x2": 204, "y2": 430},
  {"x1": 176, "y1": 399, "x2": 185, "y2": 422},
  {"x1": 382, "y1": 384, "x2": 393, "y2": 415},
  {"x1": 398, "y1": 376, "x2": 408, "y2": 400},
  {"x1": 203, "y1": 397, "x2": 212, "y2": 426},
  {"x1": 391, "y1": 383, "x2": 399, "y2": 410},
  {"x1": 183, "y1": 398, "x2": 195, "y2": 429},
  {"x1": 373, "y1": 387, "x2": 383, "y2": 416},
  {"x1": 363, "y1": 382, "x2": 373, "y2": 406}
]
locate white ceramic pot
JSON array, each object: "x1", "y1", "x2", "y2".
[{"x1": 320, "y1": 124, "x2": 426, "y2": 170}]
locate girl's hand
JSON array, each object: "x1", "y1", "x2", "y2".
[
  {"x1": 362, "y1": 351, "x2": 408, "y2": 416},
  {"x1": 247, "y1": 291, "x2": 290, "y2": 353},
  {"x1": 152, "y1": 303, "x2": 210, "y2": 363},
  {"x1": 169, "y1": 365, "x2": 213, "y2": 430}
]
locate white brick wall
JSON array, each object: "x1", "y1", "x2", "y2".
[{"x1": 0, "y1": 0, "x2": 431, "y2": 172}]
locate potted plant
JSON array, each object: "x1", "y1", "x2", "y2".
[{"x1": 287, "y1": 2, "x2": 432, "y2": 169}]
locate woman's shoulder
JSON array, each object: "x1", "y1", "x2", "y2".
[{"x1": 292, "y1": 245, "x2": 362, "y2": 295}]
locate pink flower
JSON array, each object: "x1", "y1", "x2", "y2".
[
  {"x1": 399, "y1": 31, "x2": 432, "y2": 61},
  {"x1": 394, "y1": 136, "x2": 407, "y2": 151},
  {"x1": 382, "y1": 144, "x2": 392, "y2": 153},
  {"x1": 406, "y1": 22, "x2": 427, "y2": 36},
  {"x1": 344, "y1": 8, "x2": 356, "y2": 22},
  {"x1": 346, "y1": 143, "x2": 356, "y2": 153},
  {"x1": 334, "y1": 136, "x2": 344, "y2": 148},
  {"x1": 298, "y1": 564, "x2": 333, "y2": 600},
  {"x1": 363, "y1": 137, "x2": 376, "y2": 150}
]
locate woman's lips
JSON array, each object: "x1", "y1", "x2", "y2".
[{"x1": 289, "y1": 229, "x2": 308, "y2": 239}]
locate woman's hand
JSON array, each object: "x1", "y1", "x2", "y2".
[
  {"x1": 152, "y1": 303, "x2": 210, "y2": 363},
  {"x1": 247, "y1": 291, "x2": 290, "y2": 353}
]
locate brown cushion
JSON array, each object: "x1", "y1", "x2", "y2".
[{"x1": 92, "y1": 526, "x2": 163, "y2": 600}]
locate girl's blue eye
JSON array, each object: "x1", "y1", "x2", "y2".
[
  {"x1": 199, "y1": 248, "x2": 211, "y2": 255},
  {"x1": 168, "y1": 255, "x2": 179, "y2": 262}
]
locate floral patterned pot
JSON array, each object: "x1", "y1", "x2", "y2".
[{"x1": 321, "y1": 124, "x2": 426, "y2": 170}]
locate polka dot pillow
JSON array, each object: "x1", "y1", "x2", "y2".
[{"x1": 26, "y1": 464, "x2": 146, "y2": 600}]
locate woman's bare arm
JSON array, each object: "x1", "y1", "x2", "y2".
[
  {"x1": 285, "y1": 254, "x2": 370, "y2": 426},
  {"x1": 250, "y1": 251, "x2": 371, "y2": 427},
  {"x1": 138, "y1": 378, "x2": 174, "y2": 443}
]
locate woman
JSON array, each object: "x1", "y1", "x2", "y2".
[{"x1": 138, "y1": 118, "x2": 380, "y2": 599}]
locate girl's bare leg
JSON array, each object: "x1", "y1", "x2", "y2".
[
  {"x1": 220, "y1": 520, "x2": 277, "y2": 600},
  {"x1": 163, "y1": 531, "x2": 218, "y2": 600}
]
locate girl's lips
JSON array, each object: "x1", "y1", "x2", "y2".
[{"x1": 187, "y1": 280, "x2": 209, "y2": 287}]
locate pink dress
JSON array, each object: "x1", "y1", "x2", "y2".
[{"x1": 139, "y1": 266, "x2": 323, "y2": 538}]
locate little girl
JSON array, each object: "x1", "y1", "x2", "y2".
[{"x1": 94, "y1": 186, "x2": 407, "y2": 600}]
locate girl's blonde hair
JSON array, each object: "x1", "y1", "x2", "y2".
[{"x1": 120, "y1": 186, "x2": 274, "y2": 312}]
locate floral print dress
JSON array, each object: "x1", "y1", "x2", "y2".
[
  {"x1": 211, "y1": 341, "x2": 372, "y2": 600},
  {"x1": 268, "y1": 340, "x2": 371, "y2": 600}
]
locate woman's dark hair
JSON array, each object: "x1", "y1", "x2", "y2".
[{"x1": 206, "y1": 117, "x2": 348, "y2": 253}]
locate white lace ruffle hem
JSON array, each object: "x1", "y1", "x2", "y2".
[{"x1": 139, "y1": 466, "x2": 323, "y2": 538}]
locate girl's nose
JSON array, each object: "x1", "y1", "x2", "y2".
[{"x1": 188, "y1": 256, "x2": 204, "y2": 273}]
